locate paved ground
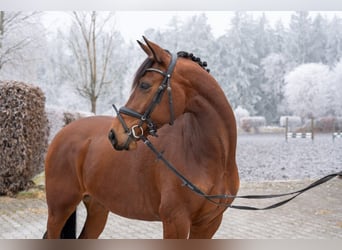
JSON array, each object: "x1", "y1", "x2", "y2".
[{"x1": 0, "y1": 178, "x2": 341, "y2": 239}]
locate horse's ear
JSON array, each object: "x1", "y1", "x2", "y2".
[
  {"x1": 137, "y1": 39, "x2": 152, "y2": 56},
  {"x1": 140, "y1": 36, "x2": 167, "y2": 64}
]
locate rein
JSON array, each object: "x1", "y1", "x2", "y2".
[{"x1": 141, "y1": 135, "x2": 341, "y2": 210}]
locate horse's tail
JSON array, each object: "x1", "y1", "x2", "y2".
[{"x1": 60, "y1": 210, "x2": 77, "y2": 239}]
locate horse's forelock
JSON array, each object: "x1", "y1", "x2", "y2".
[{"x1": 131, "y1": 57, "x2": 155, "y2": 90}]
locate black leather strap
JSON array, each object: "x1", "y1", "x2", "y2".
[{"x1": 141, "y1": 135, "x2": 341, "y2": 210}]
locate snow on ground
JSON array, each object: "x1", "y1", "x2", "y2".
[{"x1": 236, "y1": 133, "x2": 342, "y2": 182}]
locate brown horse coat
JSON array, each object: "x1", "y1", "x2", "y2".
[{"x1": 44, "y1": 38, "x2": 239, "y2": 239}]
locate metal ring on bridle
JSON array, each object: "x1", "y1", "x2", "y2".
[{"x1": 131, "y1": 125, "x2": 144, "y2": 139}]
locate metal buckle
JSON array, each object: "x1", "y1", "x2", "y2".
[{"x1": 131, "y1": 125, "x2": 144, "y2": 139}]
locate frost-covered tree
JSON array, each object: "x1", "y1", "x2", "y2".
[
  {"x1": 8, "y1": 10, "x2": 339, "y2": 119},
  {"x1": 285, "y1": 11, "x2": 313, "y2": 66},
  {"x1": 106, "y1": 40, "x2": 142, "y2": 111},
  {"x1": 38, "y1": 31, "x2": 74, "y2": 108},
  {"x1": 310, "y1": 14, "x2": 328, "y2": 63},
  {"x1": 144, "y1": 13, "x2": 215, "y2": 65},
  {"x1": 216, "y1": 12, "x2": 260, "y2": 114},
  {"x1": 253, "y1": 13, "x2": 272, "y2": 60},
  {"x1": 325, "y1": 16, "x2": 342, "y2": 67},
  {"x1": 252, "y1": 14, "x2": 277, "y2": 120},
  {"x1": 144, "y1": 28, "x2": 165, "y2": 46},
  {"x1": 0, "y1": 11, "x2": 45, "y2": 81},
  {"x1": 260, "y1": 53, "x2": 287, "y2": 122},
  {"x1": 62, "y1": 11, "x2": 126, "y2": 114},
  {"x1": 175, "y1": 14, "x2": 215, "y2": 56},
  {"x1": 330, "y1": 59, "x2": 342, "y2": 116},
  {"x1": 143, "y1": 15, "x2": 183, "y2": 48},
  {"x1": 271, "y1": 20, "x2": 286, "y2": 54},
  {"x1": 284, "y1": 63, "x2": 332, "y2": 118}
]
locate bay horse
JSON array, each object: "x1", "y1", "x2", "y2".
[{"x1": 44, "y1": 37, "x2": 239, "y2": 239}]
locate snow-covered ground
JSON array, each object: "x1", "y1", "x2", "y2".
[{"x1": 236, "y1": 133, "x2": 342, "y2": 182}]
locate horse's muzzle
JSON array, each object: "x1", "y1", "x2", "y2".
[{"x1": 108, "y1": 129, "x2": 126, "y2": 151}]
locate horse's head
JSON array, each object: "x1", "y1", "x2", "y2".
[{"x1": 109, "y1": 37, "x2": 187, "y2": 150}]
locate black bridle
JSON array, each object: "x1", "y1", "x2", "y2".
[{"x1": 112, "y1": 53, "x2": 178, "y2": 148}]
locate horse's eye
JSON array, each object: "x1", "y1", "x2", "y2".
[{"x1": 139, "y1": 82, "x2": 151, "y2": 90}]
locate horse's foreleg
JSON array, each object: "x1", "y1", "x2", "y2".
[
  {"x1": 189, "y1": 213, "x2": 223, "y2": 239},
  {"x1": 46, "y1": 205, "x2": 79, "y2": 239},
  {"x1": 160, "y1": 204, "x2": 191, "y2": 239},
  {"x1": 45, "y1": 184, "x2": 83, "y2": 238},
  {"x1": 161, "y1": 217, "x2": 191, "y2": 239},
  {"x1": 78, "y1": 196, "x2": 109, "y2": 239}
]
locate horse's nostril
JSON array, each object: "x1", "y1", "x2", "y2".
[{"x1": 108, "y1": 129, "x2": 117, "y2": 144}]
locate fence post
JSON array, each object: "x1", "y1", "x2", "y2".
[
  {"x1": 311, "y1": 117, "x2": 314, "y2": 141},
  {"x1": 285, "y1": 117, "x2": 288, "y2": 142}
]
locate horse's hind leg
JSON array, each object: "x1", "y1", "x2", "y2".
[{"x1": 78, "y1": 195, "x2": 109, "y2": 239}]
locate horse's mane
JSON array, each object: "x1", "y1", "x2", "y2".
[
  {"x1": 177, "y1": 51, "x2": 210, "y2": 73},
  {"x1": 132, "y1": 51, "x2": 210, "y2": 90}
]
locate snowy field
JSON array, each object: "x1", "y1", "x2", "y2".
[{"x1": 236, "y1": 133, "x2": 342, "y2": 182}]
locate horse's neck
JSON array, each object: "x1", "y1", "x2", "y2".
[
  {"x1": 185, "y1": 96, "x2": 235, "y2": 146},
  {"x1": 183, "y1": 75, "x2": 237, "y2": 163}
]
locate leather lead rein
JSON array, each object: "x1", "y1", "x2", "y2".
[{"x1": 141, "y1": 135, "x2": 341, "y2": 210}]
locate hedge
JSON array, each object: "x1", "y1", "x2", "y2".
[{"x1": 0, "y1": 81, "x2": 49, "y2": 196}]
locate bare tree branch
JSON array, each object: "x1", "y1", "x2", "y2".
[
  {"x1": 63, "y1": 11, "x2": 119, "y2": 114},
  {"x1": 0, "y1": 11, "x2": 42, "y2": 72}
]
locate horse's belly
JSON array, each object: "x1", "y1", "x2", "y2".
[
  {"x1": 96, "y1": 191, "x2": 161, "y2": 221},
  {"x1": 109, "y1": 205, "x2": 161, "y2": 221}
]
